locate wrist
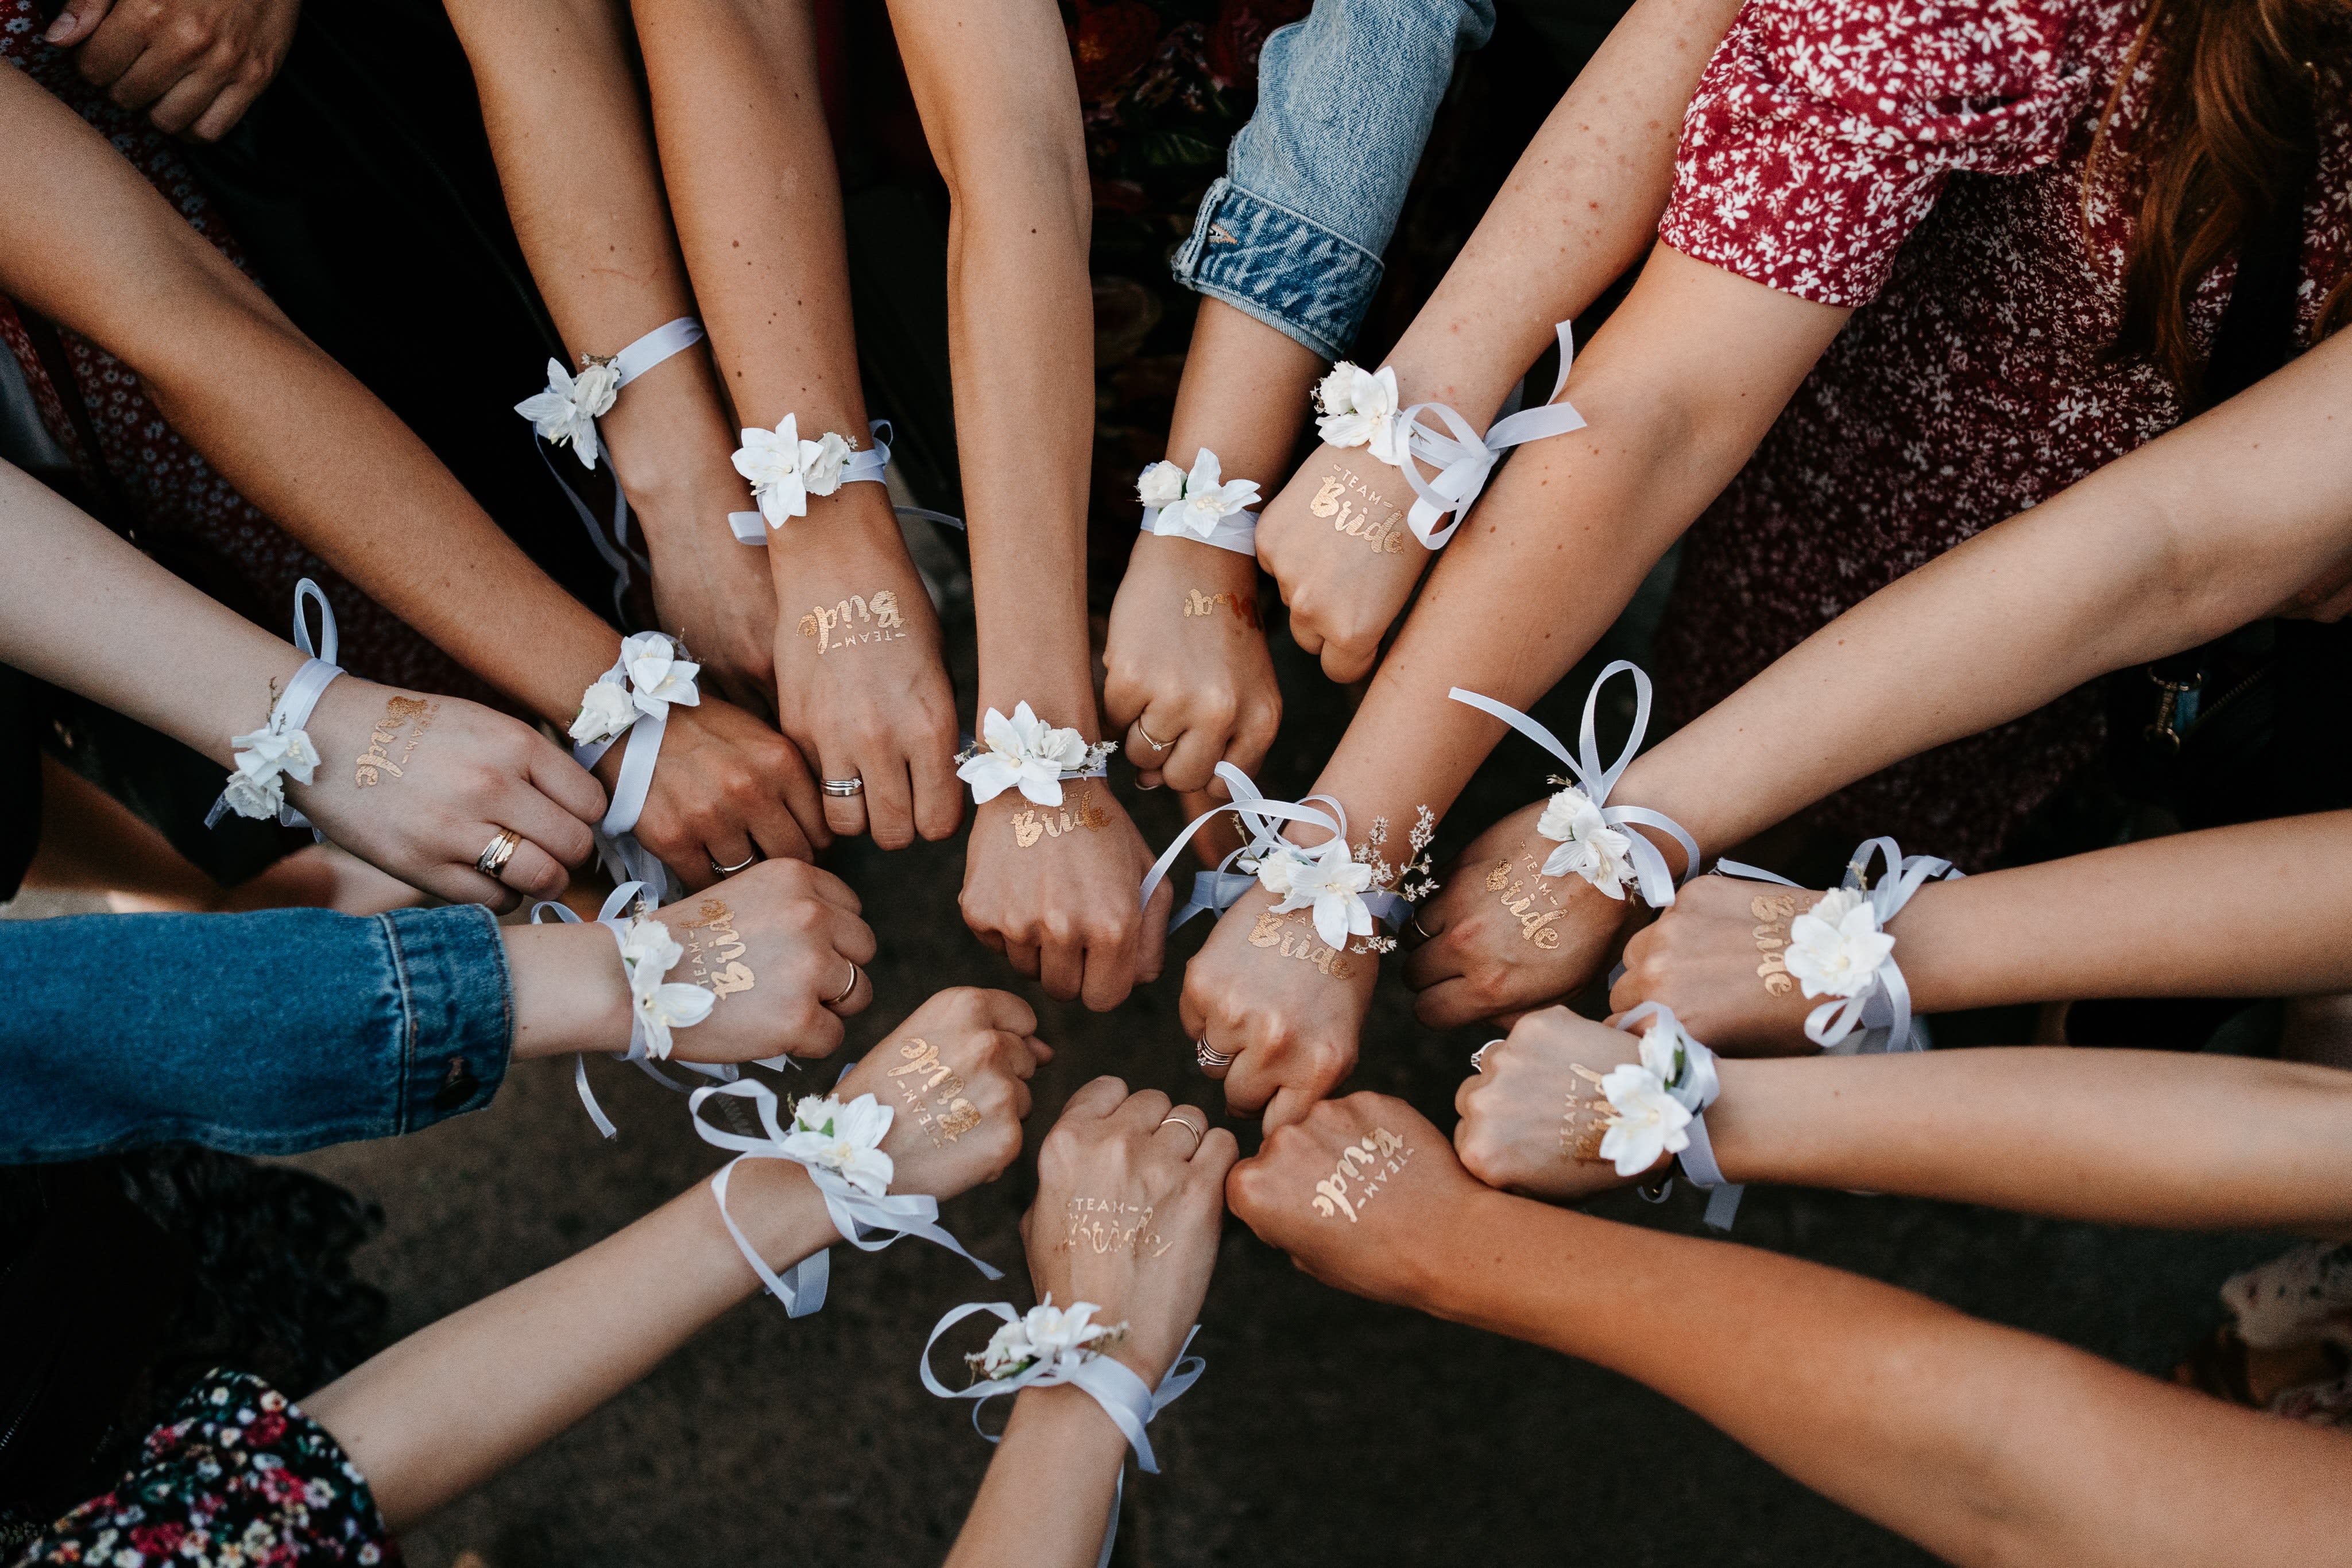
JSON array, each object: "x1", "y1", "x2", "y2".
[
  {"x1": 708, "y1": 1156, "x2": 840, "y2": 1273},
  {"x1": 973, "y1": 678, "x2": 1101, "y2": 744},
  {"x1": 1399, "y1": 1186, "x2": 1530, "y2": 1320},
  {"x1": 505, "y1": 921, "x2": 632, "y2": 1060}
]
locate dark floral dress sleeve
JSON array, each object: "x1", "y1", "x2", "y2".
[
  {"x1": 10, "y1": 1370, "x2": 399, "y2": 1567},
  {"x1": 1659, "y1": 0, "x2": 2112, "y2": 307}
]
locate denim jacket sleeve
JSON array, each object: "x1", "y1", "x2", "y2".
[
  {"x1": 1170, "y1": 0, "x2": 1498, "y2": 361},
  {"x1": 0, "y1": 903, "x2": 511, "y2": 1160}
]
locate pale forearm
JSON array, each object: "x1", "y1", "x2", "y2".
[
  {"x1": 1428, "y1": 1195, "x2": 2352, "y2": 1567},
  {"x1": 502, "y1": 921, "x2": 633, "y2": 1060},
  {"x1": 1167, "y1": 299, "x2": 1321, "y2": 483},
  {"x1": 945, "y1": 1385, "x2": 1129, "y2": 1568},
  {"x1": 303, "y1": 1160, "x2": 834, "y2": 1530},
  {"x1": 1708, "y1": 1048, "x2": 2352, "y2": 1234}
]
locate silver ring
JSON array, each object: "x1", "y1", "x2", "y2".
[
  {"x1": 710, "y1": 851, "x2": 759, "y2": 877},
  {"x1": 1195, "y1": 1039, "x2": 1233, "y2": 1071},
  {"x1": 1470, "y1": 1039, "x2": 1504, "y2": 1074},
  {"x1": 822, "y1": 777, "x2": 865, "y2": 797},
  {"x1": 475, "y1": 827, "x2": 522, "y2": 878},
  {"x1": 1135, "y1": 722, "x2": 1171, "y2": 752},
  {"x1": 1156, "y1": 1113, "x2": 1206, "y2": 1155},
  {"x1": 826, "y1": 960, "x2": 860, "y2": 1008}
]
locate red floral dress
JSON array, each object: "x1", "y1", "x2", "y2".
[{"x1": 1649, "y1": 0, "x2": 2351, "y2": 866}]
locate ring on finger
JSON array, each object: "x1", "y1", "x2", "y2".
[
  {"x1": 827, "y1": 959, "x2": 860, "y2": 1008},
  {"x1": 1135, "y1": 721, "x2": 1171, "y2": 752},
  {"x1": 711, "y1": 850, "x2": 759, "y2": 877},
  {"x1": 1156, "y1": 1112, "x2": 1206, "y2": 1155},
  {"x1": 1409, "y1": 912, "x2": 1435, "y2": 942},
  {"x1": 1470, "y1": 1039, "x2": 1503, "y2": 1074},
  {"x1": 475, "y1": 827, "x2": 523, "y2": 879},
  {"x1": 1195, "y1": 1039, "x2": 1233, "y2": 1071},
  {"x1": 821, "y1": 777, "x2": 865, "y2": 798}
]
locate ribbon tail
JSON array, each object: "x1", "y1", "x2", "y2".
[
  {"x1": 574, "y1": 1056, "x2": 619, "y2": 1140},
  {"x1": 1446, "y1": 689, "x2": 1583, "y2": 782}
]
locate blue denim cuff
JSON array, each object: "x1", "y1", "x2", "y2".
[
  {"x1": 382, "y1": 903, "x2": 510, "y2": 1135},
  {"x1": 1171, "y1": 176, "x2": 1385, "y2": 362}
]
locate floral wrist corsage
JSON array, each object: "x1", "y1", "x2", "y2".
[{"x1": 956, "y1": 703, "x2": 1117, "y2": 808}]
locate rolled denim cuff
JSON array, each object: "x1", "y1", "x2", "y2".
[
  {"x1": 1171, "y1": 176, "x2": 1384, "y2": 362},
  {"x1": 382, "y1": 903, "x2": 510, "y2": 1134}
]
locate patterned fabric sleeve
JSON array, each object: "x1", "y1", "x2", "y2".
[
  {"x1": 10, "y1": 1369, "x2": 400, "y2": 1567},
  {"x1": 1659, "y1": 0, "x2": 2111, "y2": 307}
]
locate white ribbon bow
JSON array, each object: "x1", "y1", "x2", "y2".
[
  {"x1": 689, "y1": 1077, "x2": 1000, "y2": 1319},
  {"x1": 205, "y1": 578, "x2": 342, "y2": 835},
  {"x1": 922, "y1": 1301, "x2": 1204, "y2": 1568},
  {"x1": 1614, "y1": 1001, "x2": 1740, "y2": 1230},
  {"x1": 1139, "y1": 761, "x2": 1410, "y2": 940},
  {"x1": 1391, "y1": 319, "x2": 1587, "y2": 549},
  {"x1": 1449, "y1": 660, "x2": 1698, "y2": 908},
  {"x1": 1714, "y1": 836, "x2": 1964, "y2": 1055}
]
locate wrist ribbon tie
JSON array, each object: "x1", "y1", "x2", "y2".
[
  {"x1": 568, "y1": 631, "x2": 701, "y2": 894},
  {"x1": 690, "y1": 1077, "x2": 1000, "y2": 1319},
  {"x1": 1610, "y1": 1001, "x2": 1740, "y2": 1230},
  {"x1": 1139, "y1": 761, "x2": 1410, "y2": 948},
  {"x1": 922, "y1": 1300, "x2": 1204, "y2": 1568},
  {"x1": 206, "y1": 578, "x2": 341, "y2": 835},
  {"x1": 1135, "y1": 447, "x2": 1260, "y2": 557},
  {"x1": 956, "y1": 704, "x2": 1116, "y2": 808}
]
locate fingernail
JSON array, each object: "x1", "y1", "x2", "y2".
[{"x1": 44, "y1": 13, "x2": 75, "y2": 41}]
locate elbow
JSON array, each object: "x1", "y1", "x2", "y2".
[{"x1": 934, "y1": 119, "x2": 1091, "y2": 250}]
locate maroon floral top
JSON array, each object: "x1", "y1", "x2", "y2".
[{"x1": 1649, "y1": 0, "x2": 2351, "y2": 865}]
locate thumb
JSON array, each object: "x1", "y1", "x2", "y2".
[{"x1": 44, "y1": 0, "x2": 115, "y2": 45}]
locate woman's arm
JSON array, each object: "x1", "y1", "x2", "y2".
[
  {"x1": 1228, "y1": 1094, "x2": 2352, "y2": 1568},
  {"x1": 304, "y1": 986, "x2": 1048, "y2": 1529}
]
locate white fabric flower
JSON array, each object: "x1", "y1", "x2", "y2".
[
  {"x1": 1535, "y1": 785, "x2": 1638, "y2": 899},
  {"x1": 219, "y1": 766, "x2": 286, "y2": 821},
  {"x1": 1253, "y1": 837, "x2": 1375, "y2": 952},
  {"x1": 977, "y1": 1295, "x2": 1114, "y2": 1379},
  {"x1": 1173, "y1": 450, "x2": 1261, "y2": 538},
  {"x1": 230, "y1": 724, "x2": 320, "y2": 788},
  {"x1": 1314, "y1": 363, "x2": 1404, "y2": 464},
  {"x1": 957, "y1": 702, "x2": 1090, "y2": 807},
  {"x1": 782, "y1": 1092, "x2": 896, "y2": 1198},
  {"x1": 1135, "y1": 459, "x2": 1186, "y2": 509},
  {"x1": 1638, "y1": 1016, "x2": 1719, "y2": 1113},
  {"x1": 733, "y1": 415, "x2": 812, "y2": 525},
  {"x1": 516, "y1": 358, "x2": 621, "y2": 469},
  {"x1": 1597, "y1": 1059, "x2": 1692, "y2": 1178},
  {"x1": 569, "y1": 677, "x2": 638, "y2": 744},
  {"x1": 619, "y1": 917, "x2": 713, "y2": 1060},
  {"x1": 619, "y1": 632, "x2": 702, "y2": 721},
  {"x1": 1782, "y1": 887, "x2": 1895, "y2": 1000},
  {"x1": 802, "y1": 430, "x2": 856, "y2": 497}
]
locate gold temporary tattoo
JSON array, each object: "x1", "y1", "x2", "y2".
[
  {"x1": 1057, "y1": 1197, "x2": 1172, "y2": 1258},
  {"x1": 354, "y1": 695, "x2": 438, "y2": 787},
  {"x1": 674, "y1": 899, "x2": 756, "y2": 1000},
  {"x1": 798, "y1": 590, "x2": 908, "y2": 655},
  {"x1": 1011, "y1": 782, "x2": 1109, "y2": 847},
  {"x1": 1181, "y1": 587, "x2": 1260, "y2": 628},
  {"x1": 1561, "y1": 1064, "x2": 1613, "y2": 1162},
  {"x1": 887, "y1": 1037, "x2": 980, "y2": 1147},
  {"x1": 1487, "y1": 847, "x2": 1571, "y2": 949},
  {"x1": 1247, "y1": 907, "x2": 1359, "y2": 978},
  {"x1": 1307, "y1": 467, "x2": 1408, "y2": 554},
  {"x1": 1750, "y1": 892, "x2": 1798, "y2": 996},
  {"x1": 1310, "y1": 1127, "x2": 1413, "y2": 1221}
]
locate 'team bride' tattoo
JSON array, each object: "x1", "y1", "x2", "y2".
[
  {"x1": 1307, "y1": 467, "x2": 1407, "y2": 555},
  {"x1": 1750, "y1": 892, "x2": 1799, "y2": 996},
  {"x1": 1181, "y1": 587, "x2": 1259, "y2": 628},
  {"x1": 355, "y1": 695, "x2": 438, "y2": 787},
  {"x1": 1310, "y1": 1127, "x2": 1413, "y2": 1221},
  {"x1": 1012, "y1": 783, "x2": 1109, "y2": 847},
  {"x1": 674, "y1": 898, "x2": 756, "y2": 1000},
  {"x1": 799, "y1": 590, "x2": 907, "y2": 655},
  {"x1": 1058, "y1": 1197, "x2": 1171, "y2": 1258},
  {"x1": 888, "y1": 1037, "x2": 983, "y2": 1147}
]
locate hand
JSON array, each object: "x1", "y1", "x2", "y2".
[
  {"x1": 291, "y1": 677, "x2": 601, "y2": 911},
  {"x1": 771, "y1": 497, "x2": 962, "y2": 849},
  {"x1": 1019, "y1": 1078, "x2": 1237, "y2": 1384},
  {"x1": 1452, "y1": 1007, "x2": 1655, "y2": 1201},
  {"x1": 645, "y1": 514, "x2": 779, "y2": 715},
  {"x1": 960, "y1": 783, "x2": 1171, "y2": 1011},
  {"x1": 1179, "y1": 883, "x2": 1379, "y2": 1130},
  {"x1": 1254, "y1": 449, "x2": 1430, "y2": 684},
  {"x1": 1102, "y1": 533, "x2": 1280, "y2": 795},
  {"x1": 614, "y1": 694, "x2": 830, "y2": 889},
  {"x1": 1611, "y1": 875, "x2": 1826, "y2": 1055},
  {"x1": 48, "y1": 0, "x2": 300, "y2": 141},
  {"x1": 648, "y1": 859, "x2": 877, "y2": 1064},
  {"x1": 1402, "y1": 799, "x2": 1646, "y2": 1029},
  {"x1": 830, "y1": 987, "x2": 1050, "y2": 1204},
  {"x1": 1223, "y1": 1091, "x2": 1491, "y2": 1311}
]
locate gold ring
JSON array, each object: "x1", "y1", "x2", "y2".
[
  {"x1": 475, "y1": 827, "x2": 523, "y2": 879},
  {"x1": 827, "y1": 959, "x2": 860, "y2": 1008},
  {"x1": 1135, "y1": 721, "x2": 1171, "y2": 752},
  {"x1": 1156, "y1": 1113, "x2": 1205, "y2": 1155},
  {"x1": 1409, "y1": 913, "x2": 1435, "y2": 942}
]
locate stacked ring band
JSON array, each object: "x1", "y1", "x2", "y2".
[
  {"x1": 1195, "y1": 1040, "x2": 1233, "y2": 1070},
  {"x1": 827, "y1": 959, "x2": 860, "y2": 1007},
  {"x1": 1156, "y1": 1113, "x2": 1205, "y2": 1155},
  {"x1": 1136, "y1": 722, "x2": 1171, "y2": 752},
  {"x1": 822, "y1": 777, "x2": 865, "y2": 797},
  {"x1": 476, "y1": 827, "x2": 523, "y2": 879}
]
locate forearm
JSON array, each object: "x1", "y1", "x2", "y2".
[
  {"x1": 890, "y1": 0, "x2": 1095, "y2": 727},
  {"x1": 945, "y1": 1385, "x2": 1130, "y2": 1568},
  {"x1": 1887, "y1": 814, "x2": 2352, "y2": 1012},
  {"x1": 1426, "y1": 1194, "x2": 2352, "y2": 1566},
  {"x1": 504, "y1": 920, "x2": 633, "y2": 1060},
  {"x1": 1379, "y1": 0, "x2": 1743, "y2": 415},
  {"x1": 1613, "y1": 333, "x2": 2352, "y2": 858},
  {"x1": 1708, "y1": 1048, "x2": 2352, "y2": 1234},
  {"x1": 1167, "y1": 299, "x2": 1321, "y2": 485},
  {"x1": 304, "y1": 1158, "x2": 836, "y2": 1530}
]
